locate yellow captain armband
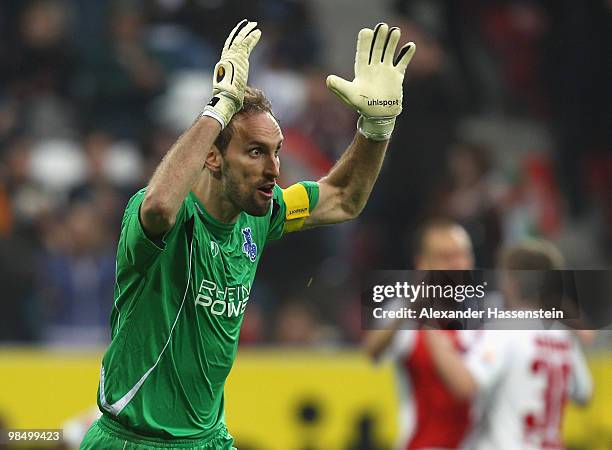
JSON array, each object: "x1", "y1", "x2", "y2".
[{"x1": 282, "y1": 183, "x2": 311, "y2": 233}]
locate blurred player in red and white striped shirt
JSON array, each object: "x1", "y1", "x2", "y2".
[
  {"x1": 365, "y1": 219, "x2": 479, "y2": 450},
  {"x1": 425, "y1": 240, "x2": 592, "y2": 450}
]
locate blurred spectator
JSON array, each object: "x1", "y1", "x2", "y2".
[
  {"x1": 296, "y1": 68, "x2": 354, "y2": 161},
  {"x1": 254, "y1": 67, "x2": 309, "y2": 127},
  {"x1": 1, "y1": 1, "x2": 79, "y2": 141},
  {"x1": 38, "y1": 201, "x2": 115, "y2": 345},
  {"x1": 76, "y1": 3, "x2": 165, "y2": 137},
  {"x1": 239, "y1": 302, "x2": 265, "y2": 345},
  {"x1": 2, "y1": 1, "x2": 75, "y2": 99},
  {"x1": 257, "y1": 0, "x2": 321, "y2": 69},
  {"x1": 1, "y1": 136, "x2": 55, "y2": 233},
  {"x1": 364, "y1": 220, "x2": 477, "y2": 450},
  {"x1": 70, "y1": 130, "x2": 144, "y2": 227},
  {"x1": 430, "y1": 142, "x2": 503, "y2": 267},
  {"x1": 274, "y1": 298, "x2": 333, "y2": 346}
]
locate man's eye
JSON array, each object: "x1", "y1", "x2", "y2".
[
  {"x1": 274, "y1": 149, "x2": 280, "y2": 157},
  {"x1": 249, "y1": 148, "x2": 261, "y2": 156}
]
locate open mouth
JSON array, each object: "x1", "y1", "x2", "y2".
[{"x1": 257, "y1": 183, "x2": 275, "y2": 198}]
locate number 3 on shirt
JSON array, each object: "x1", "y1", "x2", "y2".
[{"x1": 523, "y1": 358, "x2": 571, "y2": 448}]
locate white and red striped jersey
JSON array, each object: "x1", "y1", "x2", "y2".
[{"x1": 463, "y1": 328, "x2": 592, "y2": 450}]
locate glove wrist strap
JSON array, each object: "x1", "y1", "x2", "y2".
[
  {"x1": 201, "y1": 108, "x2": 227, "y2": 129},
  {"x1": 201, "y1": 94, "x2": 240, "y2": 130},
  {"x1": 357, "y1": 115, "x2": 396, "y2": 141}
]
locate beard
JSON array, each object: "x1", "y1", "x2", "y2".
[{"x1": 221, "y1": 163, "x2": 271, "y2": 217}]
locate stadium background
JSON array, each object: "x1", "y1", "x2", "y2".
[{"x1": 0, "y1": 0, "x2": 610, "y2": 448}]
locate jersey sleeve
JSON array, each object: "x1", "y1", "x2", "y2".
[
  {"x1": 267, "y1": 181, "x2": 319, "y2": 241},
  {"x1": 118, "y1": 189, "x2": 189, "y2": 272},
  {"x1": 464, "y1": 330, "x2": 512, "y2": 393}
]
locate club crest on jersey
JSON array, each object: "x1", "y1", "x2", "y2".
[{"x1": 241, "y1": 227, "x2": 257, "y2": 262}]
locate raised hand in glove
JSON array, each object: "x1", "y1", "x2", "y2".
[
  {"x1": 327, "y1": 23, "x2": 416, "y2": 141},
  {"x1": 202, "y1": 19, "x2": 261, "y2": 129}
]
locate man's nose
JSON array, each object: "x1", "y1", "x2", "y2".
[{"x1": 264, "y1": 154, "x2": 280, "y2": 179}]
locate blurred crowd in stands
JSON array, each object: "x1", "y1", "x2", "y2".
[{"x1": 0, "y1": 0, "x2": 610, "y2": 346}]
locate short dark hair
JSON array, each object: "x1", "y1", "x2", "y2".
[
  {"x1": 213, "y1": 86, "x2": 274, "y2": 153},
  {"x1": 499, "y1": 240, "x2": 565, "y2": 307},
  {"x1": 499, "y1": 240, "x2": 564, "y2": 271}
]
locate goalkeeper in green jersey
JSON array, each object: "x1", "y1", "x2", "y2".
[{"x1": 80, "y1": 19, "x2": 415, "y2": 450}]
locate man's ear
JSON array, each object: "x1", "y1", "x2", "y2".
[{"x1": 204, "y1": 145, "x2": 223, "y2": 174}]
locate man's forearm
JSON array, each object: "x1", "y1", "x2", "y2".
[
  {"x1": 424, "y1": 331, "x2": 477, "y2": 400},
  {"x1": 320, "y1": 133, "x2": 388, "y2": 218},
  {"x1": 141, "y1": 116, "x2": 221, "y2": 236},
  {"x1": 315, "y1": 22, "x2": 414, "y2": 223}
]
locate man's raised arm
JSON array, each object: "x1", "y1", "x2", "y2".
[
  {"x1": 305, "y1": 23, "x2": 415, "y2": 228},
  {"x1": 141, "y1": 20, "x2": 261, "y2": 237}
]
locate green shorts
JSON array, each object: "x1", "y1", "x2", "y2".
[{"x1": 79, "y1": 415, "x2": 236, "y2": 450}]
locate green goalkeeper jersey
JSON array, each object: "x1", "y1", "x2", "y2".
[{"x1": 97, "y1": 182, "x2": 318, "y2": 439}]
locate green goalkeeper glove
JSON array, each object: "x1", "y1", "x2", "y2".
[
  {"x1": 327, "y1": 23, "x2": 416, "y2": 141},
  {"x1": 202, "y1": 19, "x2": 261, "y2": 129}
]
